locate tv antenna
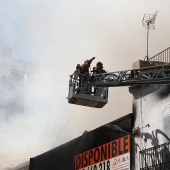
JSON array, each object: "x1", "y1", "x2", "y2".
[{"x1": 142, "y1": 11, "x2": 158, "y2": 61}]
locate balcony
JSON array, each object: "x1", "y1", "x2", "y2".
[{"x1": 139, "y1": 142, "x2": 170, "y2": 169}]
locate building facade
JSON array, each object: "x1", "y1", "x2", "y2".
[
  {"x1": 0, "y1": 42, "x2": 27, "y2": 120},
  {"x1": 130, "y1": 57, "x2": 170, "y2": 169},
  {"x1": 29, "y1": 114, "x2": 133, "y2": 170}
]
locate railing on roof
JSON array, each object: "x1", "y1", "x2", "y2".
[
  {"x1": 139, "y1": 142, "x2": 170, "y2": 170},
  {"x1": 148, "y1": 47, "x2": 170, "y2": 64}
]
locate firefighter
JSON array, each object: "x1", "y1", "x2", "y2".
[
  {"x1": 80, "y1": 57, "x2": 95, "y2": 74},
  {"x1": 96, "y1": 61, "x2": 106, "y2": 74},
  {"x1": 79, "y1": 57, "x2": 95, "y2": 87}
]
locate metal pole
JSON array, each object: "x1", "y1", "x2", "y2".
[{"x1": 147, "y1": 23, "x2": 149, "y2": 61}]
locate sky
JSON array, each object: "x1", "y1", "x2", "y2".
[{"x1": 0, "y1": 0, "x2": 170, "y2": 169}]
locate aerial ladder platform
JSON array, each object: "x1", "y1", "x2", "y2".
[{"x1": 67, "y1": 63, "x2": 170, "y2": 108}]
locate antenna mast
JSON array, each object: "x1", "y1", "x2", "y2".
[{"x1": 142, "y1": 11, "x2": 158, "y2": 61}]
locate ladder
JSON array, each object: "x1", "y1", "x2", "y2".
[{"x1": 78, "y1": 64, "x2": 170, "y2": 93}]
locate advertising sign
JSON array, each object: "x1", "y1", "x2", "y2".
[{"x1": 75, "y1": 135, "x2": 130, "y2": 170}]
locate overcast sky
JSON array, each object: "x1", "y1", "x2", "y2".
[{"x1": 0, "y1": 0, "x2": 170, "y2": 169}]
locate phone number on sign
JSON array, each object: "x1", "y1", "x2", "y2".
[{"x1": 82, "y1": 160, "x2": 110, "y2": 170}]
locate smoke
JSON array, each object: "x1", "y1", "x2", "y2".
[{"x1": 0, "y1": 0, "x2": 170, "y2": 169}]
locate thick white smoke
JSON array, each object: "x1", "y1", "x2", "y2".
[{"x1": 0, "y1": 0, "x2": 170, "y2": 169}]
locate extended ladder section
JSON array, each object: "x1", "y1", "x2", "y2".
[
  {"x1": 87, "y1": 64, "x2": 170, "y2": 87},
  {"x1": 67, "y1": 64, "x2": 170, "y2": 108}
]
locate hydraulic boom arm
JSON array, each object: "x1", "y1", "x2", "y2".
[
  {"x1": 86, "y1": 64, "x2": 170, "y2": 88},
  {"x1": 67, "y1": 63, "x2": 170, "y2": 108}
]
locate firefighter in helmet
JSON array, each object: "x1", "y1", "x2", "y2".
[
  {"x1": 96, "y1": 61, "x2": 106, "y2": 74},
  {"x1": 80, "y1": 57, "x2": 95, "y2": 74},
  {"x1": 78, "y1": 57, "x2": 95, "y2": 86}
]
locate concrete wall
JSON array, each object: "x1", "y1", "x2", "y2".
[{"x1": 131, "y1": 84, "x2": 170, "y2": 169}]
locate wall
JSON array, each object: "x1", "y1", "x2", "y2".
[{"x1": 131, "y1": 84, "x2": 170, "y2": 169}]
